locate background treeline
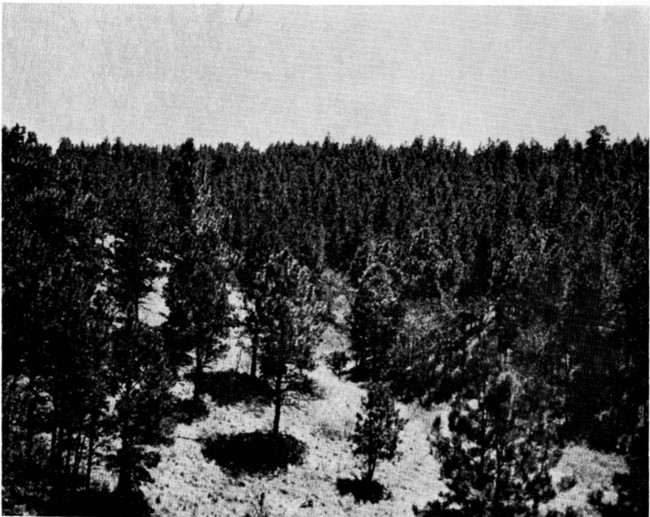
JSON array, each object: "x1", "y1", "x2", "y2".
[{"x1": 2, "y1": 124, "x2": 647, "y2": 515}]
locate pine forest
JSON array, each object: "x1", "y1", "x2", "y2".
[{"x1": 2, "y1": 124, "x2": 648, "y2": 517}]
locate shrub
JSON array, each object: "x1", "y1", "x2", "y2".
[
  {"x1": 351, "y1": 382, "x2": 406, "y2": 483},
  {"x1": 558, "y1": 474, "x2": 578, "y2": 492},
  {"x1": 336, "y1": 476, "x2": 392, "y2": 504},
  {"x1": 326, "y1": 350, "x2": 349, "y2": 376},
  {"x1": 201, "y1": 431, "x2": 307, "y2": 476}
]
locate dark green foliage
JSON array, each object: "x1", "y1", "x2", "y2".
[
  {"x1": 336, "y1": 476, "x2": 392, "y2": 504},
  {"x1": 589, "y1": 403, "x2": 648, "y2": 517},
  {"x1": 254, "y1": 249, "x2": 325, "y2": 435},
  {"x1": 163, "y1": 184, "x2": 233, "y2": 402},
  {"x1": 403, "y1": 227, "x2": 445, "y2": 300},
  {"x1": 201, "y1": 370, "x2": 273, "y2": 407},
  {"x1": 326, "y1": 350, "x2": 349, "y2": 376},
  {"x1": 419, "y1": 373, "x2": 562, "y2": 517},
  {"x1": 106, "y1": 166, "x2": 175, "y2": 496},
  {"x1": 109, "y1": 323, "x2": 174, "y2": 495},
  {"x1": 2, "y1": 125, "x2": 114, "y2": 511},
  {"x1": 349, "y1": 260, "x2": 404, "y2": 380},
  {"x1": 351, "y1": 383, "x2": 406, "y2": 483},
  {"x1": 171, "y1": 397, "x2": 210, "y2": 424},
  {"x1": 201, "y1": 431, "x2": 307, "y2": 476},
  {"x1": 3, "y1": 122, "x2": 648, "y2": 513}
]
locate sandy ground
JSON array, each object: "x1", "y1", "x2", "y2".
[{"x1": 137, "y1": 272, "x2": 625, "y2": 517}]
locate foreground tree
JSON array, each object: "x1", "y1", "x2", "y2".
[
  {"x1": 2, "y1": 126, "x2": 116, "y2": 512},
  {"x1": 351, "y1": 382, "x2": 406, "y2": 484},
  {"x1": 589, "y1": 402, "x2": 648, "y2": 517},
  {"x1": 106, "y1": 164, "x2": 174, "y2": 505},
  {"x1": 417, "y1": 372, "x2": 561, "y2": 517},
  {"x1": 256, "y1": 249, "x2": 324, "y2": 436}
]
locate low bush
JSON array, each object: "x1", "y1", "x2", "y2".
[
  {"x1": 201, "y1": 431, "x2": 307, "y2": 476},
  {"x1": 326, "y1": 350, "x2": 349, "y2": 376},
  {"x1": 336, "y1": 476, "x2": 391, "y2": 504},
  {"x1": 172, "y1": 397, "x2": 209, "y2": 424},
  {"x1": 558, "y1": 474, "x2": 578, "y2": 492}
]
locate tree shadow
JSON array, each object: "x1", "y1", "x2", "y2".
[
  {"x1": 45, "y1": 483, "x2": 153, "y2": 517},
  {"x1": 202, "y1": 370, "x2": 273, "y2": 407},
  {"x1": 201, "y1": 431, "x2": 307, "y2": 476},
  {"x1": 336, "y1": 476, "x2": 391, "y2": 504}
]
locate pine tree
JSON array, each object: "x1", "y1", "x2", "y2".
[
  {"x1": 349, "y1": 260, "x2": 404, "y2": 380},
  {"x1": 105, "y1": 158, "x2": 173, "y2": 501},
  {"x1": 164, "y1": 184, "x2": 233, "y2": 404},
  {"x1": 351, "y1": 382, "x2": 406, "y2": 483},
  {"x1": 589, "y1": 402, "x2": 648, "y2": 517},
  {"x1": 418, "y1": 372, "x2": 561, "y2": 517},
  {"x1": 2, "y1": 126, "x2": 114, "y2": 507},
  {"x1": 255, "y1": 249, "x2": 324, "y2": 436}
]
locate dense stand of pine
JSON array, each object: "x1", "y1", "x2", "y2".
[{"x1": 2, "y1": 124, "x2": 647, "y2": 516}]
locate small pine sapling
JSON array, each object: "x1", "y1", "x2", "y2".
[
  {"x1": 326, "y1": 350, "x2": 349, "y2": 377},
  {"x1": 351, "y1": 382, "x2": 406, "y2": 484}
]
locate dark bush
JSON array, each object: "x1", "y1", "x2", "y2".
[
  {"x1": 202, "y1": 370, "x2": 273, "y2": 406},
  {"x1": 558, "y1": 474, "x2": 578, "y2": 492},
  {"x1": 326, "y1": 350, "x2": 349, "y2": 376},
  {"x1": 172, "y1": 397, "x2": 210, "y2": 424},
  {"x1": 336, "y1": 476, "x2": 391, "y2": 503},
  {"x1": 201, "y1": 431, "x2": 307, "y2": 476}
]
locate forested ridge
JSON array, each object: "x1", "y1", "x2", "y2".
[{"x1": 2, "y1": 124, "x2": 648, "y2": 516}]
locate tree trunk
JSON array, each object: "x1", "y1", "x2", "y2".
[
  {"x1": 49, "y1": 390, "x2": 60, "y2": 470},
  {"x1": 117, "y1": 380, "x2": 135, "y2": 495},
  {"x1": 64, "y1": 427, "x2": 73, "y2": 474},
  {"x1": 86, "y1": 415, "x2": 97, "y2": 490},
  {"x1": 25, "y1": 385, "x2": 38, "y2": 463},
  {"x1": 250, "y1": 332, "x2": 259, "y2": 379},
  {"x1": 194, "y1": 344, "x2": 204, "y2": 403},
  {"x1": 365, "y1": 457, "x2": 376, "y2": 483},
  {"x1": 272, "y1": 373, "x2": 283, "y2": 436},
  {"x1": 116, "y1": 422, "x2": 133, "y2": 495},
  {"x1": 73, "y1": 431, "x2": 83, "y2": 478}
]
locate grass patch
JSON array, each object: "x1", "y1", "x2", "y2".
[
  {"x1": 201, "y1": 431, "x2": 307, "y2": 476},
  {"x1": 336, "y1": 476, "x2": 392, "y2": 504},
  {"x1": 314, "y1": 420, "x2": 350, "y2": 441}
]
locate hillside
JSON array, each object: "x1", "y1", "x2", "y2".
[
  {"x1": 137, "y1": 280, "x2": 624, "y2": 517},
  {"x1": 3, "y1": 125, "x2": 644, "y2": 517}
]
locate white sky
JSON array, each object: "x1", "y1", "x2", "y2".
[{"x1": 2, "y1": 5, "x2": 648, "y2": 150}]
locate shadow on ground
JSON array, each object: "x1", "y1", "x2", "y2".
[
  {"x1": 201, "y1": 431, "x2": 307, "y2": 476},
  {"x1": 336, "y1": 476, "x2": 392, "y2": 504},
  {"x1": 45, "y1": 484, "x2": 153, "y2": 517}
]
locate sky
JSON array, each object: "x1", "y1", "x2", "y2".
[{"x1": 2, "y1": 5, "x2": 648, "y2": 151}]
